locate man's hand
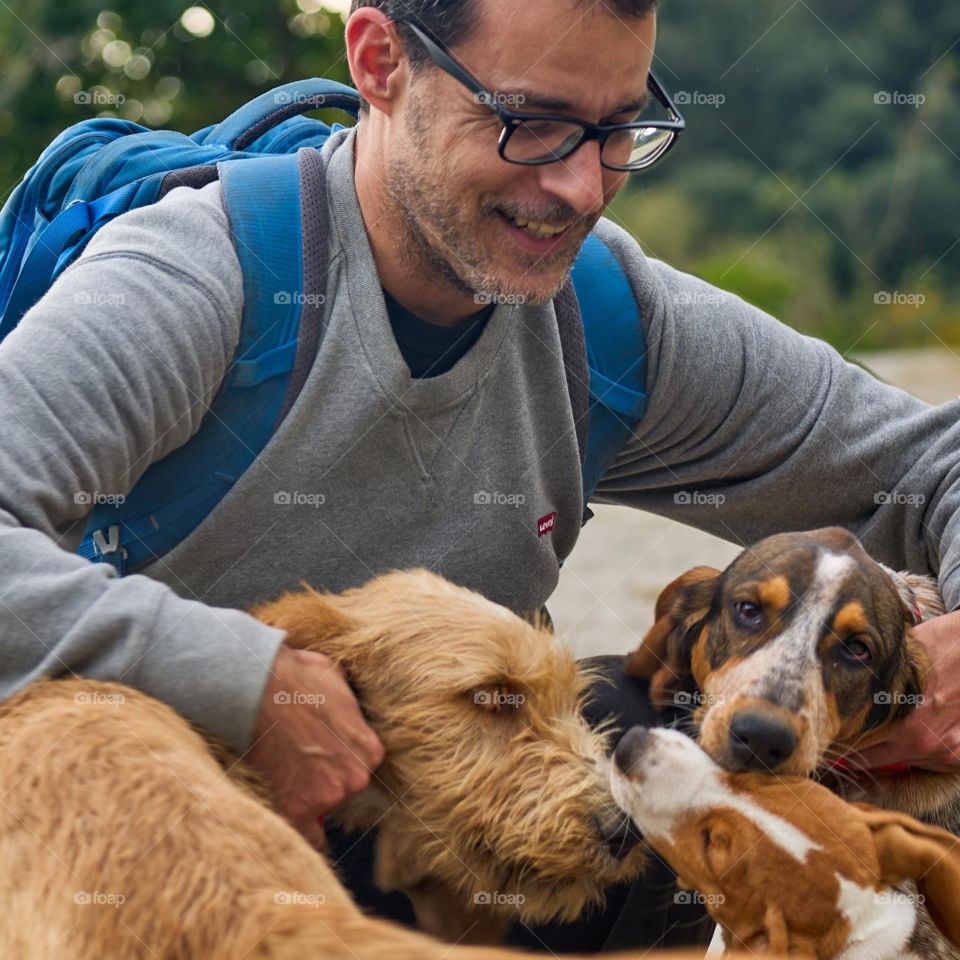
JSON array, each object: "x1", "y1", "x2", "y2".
[
  {"x1": 855, "y1": 610, "x2": 960, "y2": 772},
  {"x1": 246, "y1": 645, "x2": 385, "y2": 849}
]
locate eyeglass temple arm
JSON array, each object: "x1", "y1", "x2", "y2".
[{"x1": 393, "y1": 17, "x2": 492, "y2": 101}]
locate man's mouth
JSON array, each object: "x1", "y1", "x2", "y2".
[
  {"x1": 496, "y1": 210, "x2": 575, "y2": 251},
  {"x1": 508, "y1": 215, "x2": 570, "y2": 240}
]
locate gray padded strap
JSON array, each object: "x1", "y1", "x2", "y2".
[
  {"x1": 277, "y1": 147, "x2": 331, "y2": 423},
  {"x1": 157, "y1": 164, "x2": 220, "y2": 198},
  {"x1": 553, "y1": 278, "x2": 589, "y2": 468}
]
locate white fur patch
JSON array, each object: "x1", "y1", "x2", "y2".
[
  {"x1": 817, "y1": 551, "x2": 854, "y2": 585},
  {"x1": 835, "y1": 876, "x2": 916, "y2": 960}
]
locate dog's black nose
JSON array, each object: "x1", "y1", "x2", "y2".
[
  {"x1": 613, "y1": 725, "x2": 650, "y2": 774},
  {"x1": 728, "y1": 712, "x2": 797, "y2": 770},
  {"x1": 598, "y1": 815, "x2": 644, "y2": 859}
]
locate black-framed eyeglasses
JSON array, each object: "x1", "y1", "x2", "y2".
[{"x1": 394, "y1": 17, "x2": 685, "y2": 172}]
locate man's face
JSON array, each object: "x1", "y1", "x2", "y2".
[{"x1": 386, "y1": 0, "x2": 657, "y2": 305}]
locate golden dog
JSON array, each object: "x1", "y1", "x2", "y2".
[{"x1": 0, "y1": 569, "x2": 659, "y2": 958}]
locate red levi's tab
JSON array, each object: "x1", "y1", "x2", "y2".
[{"x1": 537, "y1": 512, "x2": 557, "y2": 537}]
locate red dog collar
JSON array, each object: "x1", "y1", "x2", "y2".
[{"x1": 828, "y1": 757, "x2": 912, "y2": 776}]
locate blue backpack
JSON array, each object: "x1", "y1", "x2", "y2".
[{"x1": 0, "y1": 79, "x2": 648, "y2": 575}]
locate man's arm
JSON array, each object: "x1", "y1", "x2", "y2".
[
  {"x1": 0, "y1": 181, "x2": 289, "y2": 751},
  {"x1": 591, "y1": 217, "x2": 960, "y2": 610}
]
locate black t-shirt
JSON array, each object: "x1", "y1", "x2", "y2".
[{"x1": 383, "y1": 289, "x2": 494, "y2": 379}]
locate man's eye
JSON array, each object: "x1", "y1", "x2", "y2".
[{"x1": 731, "y1": 600, "x2": 763, "y2": 628}]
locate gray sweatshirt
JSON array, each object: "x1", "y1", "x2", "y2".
[{"x1": 2, "y1": 128, "x2": 958, "y2": 752}]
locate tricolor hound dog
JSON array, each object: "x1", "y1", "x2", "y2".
[{"x1": 624, "y1": 527, "x2": 960, "y2": 958}]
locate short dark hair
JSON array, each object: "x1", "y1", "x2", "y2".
[{"x1": 350, "y1": 0, "x2": 658, "y2": 70}]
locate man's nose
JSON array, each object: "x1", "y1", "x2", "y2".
[{"x1": 534, "y1": 140, "x2": 612, "y2": 219}]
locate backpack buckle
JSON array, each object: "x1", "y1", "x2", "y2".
[{"x1": 91, "y1": 525, "x2": 128, "y2": 575}]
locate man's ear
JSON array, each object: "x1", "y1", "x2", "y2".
[
  {"x1": 624, "y1": 566, "x2": 720, "y2": 709},
  {"x1": 854, "y1": 803, "x2": 960, "y2": 947},
  {"x1": 345, "y1": 9, "x2": 408, "y2": 117}
]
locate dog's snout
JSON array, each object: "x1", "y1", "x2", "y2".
[
  {"x1": 728, "y1": 712, "x2": 797, "y2": 771},
  {"x1": 596, "y1": 814, "x2": 644, "y2": 859},
  {"x1": 613, "y1": 725, "x2": 650, "y2": 775}
]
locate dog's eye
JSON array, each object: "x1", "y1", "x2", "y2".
[
  {"x1": 839, "y1": 637, "x2": 873, "y2": 665},
  {"x1": 731, "y1": 601, "x2": 763, "y2": 628}
]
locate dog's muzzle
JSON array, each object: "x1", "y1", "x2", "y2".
[
  {"x1": 728, "y1": 710, "x2": 797, "y2": 771},
  {"x1": 597, "y1": 812, "x2": 643, "y2": 858}
]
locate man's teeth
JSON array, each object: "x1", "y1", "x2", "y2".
[{"x1": 511, "y1": 217, "x2": 567, "y2": 239}]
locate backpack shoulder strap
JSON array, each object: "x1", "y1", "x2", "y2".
[
  {"x1": 78, "y1": 149, "x2": 328, "y2": 573},
  {"x1": 560, "y1": 231, "x2": 649, "y2": 514},
  {"x1": 553, "y1": 278, "x2": 590, "y2": 467}
]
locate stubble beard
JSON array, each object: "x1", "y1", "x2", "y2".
[{"x1": 385, "y1": 108, "x2": 594, "y2": 307}]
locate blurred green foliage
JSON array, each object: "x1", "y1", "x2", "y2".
[{"x1": 1, "y1": 0, "x2": 957, "y2": 349}]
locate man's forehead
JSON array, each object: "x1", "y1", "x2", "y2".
[{"x1": 460, "y1": 0, "x2": 656, "y2": 117}]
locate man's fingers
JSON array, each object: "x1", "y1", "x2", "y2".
[{"x1": 343, "y1": 765, "x2": 371, "y2": 796}]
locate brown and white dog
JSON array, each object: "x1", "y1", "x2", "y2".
[
  {"x1": 624, "y1": 527, "x2": 960, "y2": 957},
  {"x1": 610, "y1": 726, "x2": 960, "y2": 959}
]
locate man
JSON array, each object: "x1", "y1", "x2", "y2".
[{"x1": 2, "y1": 0, "x2": 959, "y2": 952}]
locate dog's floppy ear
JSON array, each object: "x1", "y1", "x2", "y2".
[
  {"x1": 884, "y1": 636, "x2": 930, "y2": 729},
  {"x1": 251, "y1": 585, "x2": 355, "y2": 658},
  {"x1": 625, "y1": 566, "x2": 720, "y2": 709},
  {"x1": 854, "y1": 803, "x2": 960, "y2": 947},
  {"x1": 878, "y1": 564, "x2": 946, "y2": 623}
]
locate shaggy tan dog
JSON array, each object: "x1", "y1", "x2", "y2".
[{"x1": 0, "y1": 569, "x2": 666, "y2": 959}]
